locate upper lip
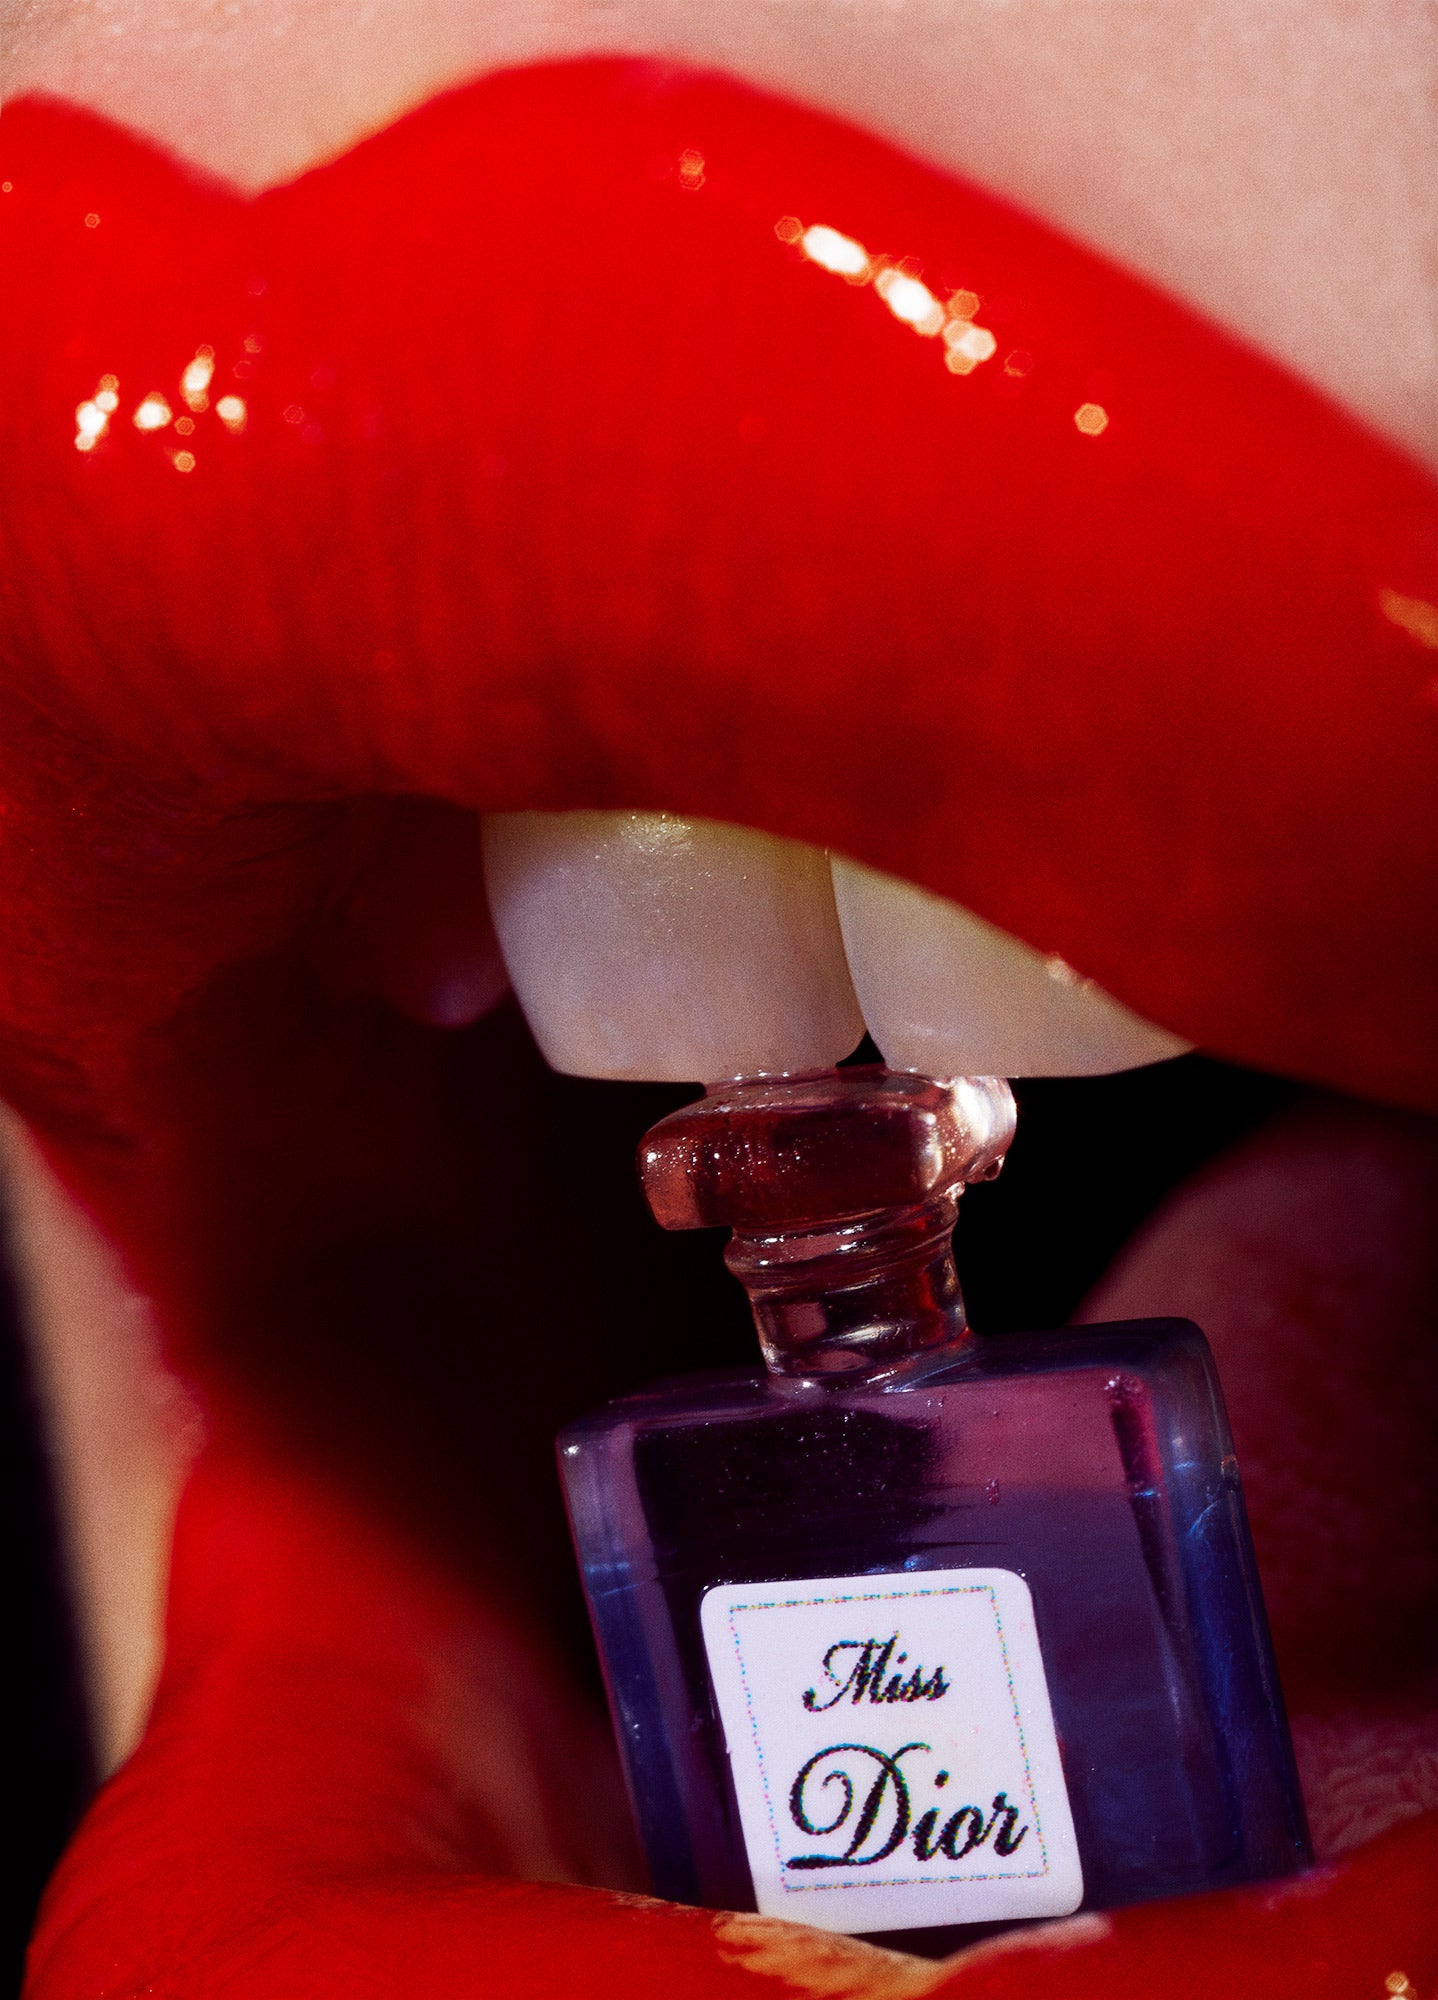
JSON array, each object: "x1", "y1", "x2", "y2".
[{"x1": 0, "y1": 55, "x2": 1435, "y2": 1115}]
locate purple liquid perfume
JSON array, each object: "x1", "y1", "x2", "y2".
[{"x1": 558, "y1": 1068, "x2": 1309, "y2": 1949}]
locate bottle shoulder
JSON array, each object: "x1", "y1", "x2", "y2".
[{"x1": 557, "y1": 1316, "x2": 1215, "y2": 1450}]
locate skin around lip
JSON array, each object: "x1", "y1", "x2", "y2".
[{"x1": 0, "y1": 58, "x2": 1435, "y2": 1120}]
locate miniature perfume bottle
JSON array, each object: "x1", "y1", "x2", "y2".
[{"x1": 559, "y1": 1068, "x2": 1309, "y2": 1950}]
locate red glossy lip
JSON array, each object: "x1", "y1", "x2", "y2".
[{"x1": 0, "y1": 56, "x2": 1435, "y2": 1112}]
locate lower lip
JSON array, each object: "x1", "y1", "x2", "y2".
[{"x1": 0, "y1": 58, "x2": 1434, "y2": 1108}]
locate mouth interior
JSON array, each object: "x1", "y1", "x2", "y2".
[
  {"x1": 211, "y1": 981, "x2": 1291, "y2": 1642},
  {"x1": 204, "y1": 952, "x2": 1426, "y2": 1867},
  {"x1": 4, "y1": 788, "x2": 1434, "y2": 1933}
]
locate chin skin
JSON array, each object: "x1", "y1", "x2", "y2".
[{"x1": 0, "y1": 55, "x2": 1433, "y2": 2000}]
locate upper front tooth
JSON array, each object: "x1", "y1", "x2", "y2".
[
  {"x1": 481, "y1": 811, "x2": 1191, "y2": 1085},
  {"x1": 831, "y1": 855, "x2": 1192, "y2": 1076},
  {"x1": 481, "y1": 811, "x2": 864, "y2": 1081}
]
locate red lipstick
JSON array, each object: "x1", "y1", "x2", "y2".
[{"x1": 0, "y1": 57, "x2": 1434, "y2": 1116}]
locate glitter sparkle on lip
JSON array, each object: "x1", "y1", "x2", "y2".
[{"x1": 779, "y1": 214, "x2": 1008, "y2": 383}]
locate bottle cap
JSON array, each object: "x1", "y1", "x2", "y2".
[{"x1": 639, "y1": 1067, "x2": 1015, "y2": 1231}]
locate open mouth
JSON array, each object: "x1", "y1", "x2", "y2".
[{"x1": 0, "y1": 51, "x2": 1435, "y2": 1998}]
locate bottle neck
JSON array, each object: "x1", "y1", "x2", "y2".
[{"x1": 723, "y1": 1192, "x2": 970, "y2": 1380}]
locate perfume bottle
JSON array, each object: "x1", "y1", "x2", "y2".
[{"x1": 559, "y1": 1068, "x2": 1309, "y2": 1950}]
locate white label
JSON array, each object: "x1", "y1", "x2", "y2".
[{"x1": 700, "y1": 1567, "x2": 1082, "y2": 1934}]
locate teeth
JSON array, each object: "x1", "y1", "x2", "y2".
[
  {"x1": 481, "y1": 810, "x2": 1191, "y2": 1084},
  {"x1": 481, "y1": 811, "x2": 864, "y2": 1081},
  {"x1": 830, "y1": 855, "x2": 1191, "y2": 1076}
]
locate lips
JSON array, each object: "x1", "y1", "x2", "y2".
[
  {"x1": 0, "y1": 52, "x2": 1435, "y2": 2000},
  {"x1": 0, "y1": 58, "x2": 1435, "y2": 1119}
]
